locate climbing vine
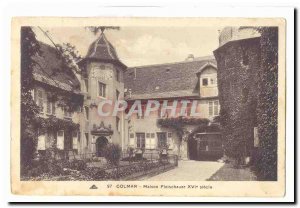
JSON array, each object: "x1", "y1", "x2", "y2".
[
  {"x1": 35, "y1": 116, "x2": 79, "y2": 135},
  {"x1": 255, "y1": 27, "x2": 278, "y2": 180},
  {"x1": 20, "y1": 27, "x2": 41, "y2": 171}
]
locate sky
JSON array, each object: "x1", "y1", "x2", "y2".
[{"x1": 33, "y1": 26, "x2": 222, "y2": 67}]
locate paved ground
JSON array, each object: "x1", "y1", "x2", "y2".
[{"x1": 144, "y1": 160, "x2": 225, "y2": 181}]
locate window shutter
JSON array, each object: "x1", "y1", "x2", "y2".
[
  {"x1": 129, "y1": 137, "x2": 135, "y2": 147},
  {"x1": 37, "y1": 134, "x2": 46, "y2": 150},
  {"x1": 72, "y1": 132, "x2": 78, "y2": 149},
  {"x1": 168, "y1": 137, "x2": 173, "y2": 149},
  {"x1": 151, "y1": 137, "x2": 156, "y2": 149},
  {"x1": 209, "y1": 101, "x2": 213, "y2": 116},
  {"x1": 145, "y1": 138, "x2": 151, "y2": 149},
  {"x1": 57, "y1": 131, "x2": 64, "y2": 150}
]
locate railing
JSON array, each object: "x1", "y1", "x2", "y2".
[{"x1": 98, "y1": 154, "x2": 178, "y2": 180}]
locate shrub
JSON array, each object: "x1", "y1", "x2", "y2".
[
  {"x1": 70, "y1": 160, "x2": 87, "y2": 171},
  {"x1": 103, "y1": 143, "x2": 122, "y2": 166}
]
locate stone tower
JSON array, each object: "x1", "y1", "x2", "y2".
[
  {"x1": 78, "y1": 32, "x2": 127, "y2": 157},
  {"x1": 213, "y1": 27, "x2": 261, "y2": 162}
]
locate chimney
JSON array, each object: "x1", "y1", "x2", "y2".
[{"x1": 186, "y1": 54, "x2": 194, "y2": 61}]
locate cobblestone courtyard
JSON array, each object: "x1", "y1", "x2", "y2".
[{"x1": 144, "y1": 160, "x2": 225, "y2": 181}]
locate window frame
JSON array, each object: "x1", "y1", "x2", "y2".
[
  {"x1": 46, "y1": 100, "x2": 56, "y2": 116},
  {"x1": 202, "y1": 78, "x2": 209, "y2": 86},
  {"x1": 209, "y1": 100, "x2": 219, "y2": 116},
  {"x1": 63, "y1": 107, "x2": 73, "y2": 120},
  {"x1": 98, "y1": 81, "x2": 106, "y2": 98},
  {"x1": 116, "y1": 70, "x2": 120, "y2": 82},
  {"x1": 136, "y1": 133, "x2": 146, "y2": 149},
  {"x1": 36, "y1": 89, "x2": 44, "y2": 114}
]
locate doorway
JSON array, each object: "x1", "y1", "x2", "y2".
[{"x1": 96, "y1": 136, "x2": 108, "y2": 157}]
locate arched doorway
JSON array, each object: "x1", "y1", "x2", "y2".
[
  {"x1": 188, "y1": 136, "x2": 198, "y2": 160},
  {"x1": 96, "y1": 137, "x2": 108, "y2": 157}
]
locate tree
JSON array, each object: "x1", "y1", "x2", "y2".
[{"x1": 20, "y1": 27, "x2": 41, "y2": 172}]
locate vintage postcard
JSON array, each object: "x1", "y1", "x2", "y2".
[{"x1": 11, "y1": 17, "x2": 286, "y2": 197}]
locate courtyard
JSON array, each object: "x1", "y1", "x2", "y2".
[{"x1": 143, "y1": 160, "x2": 225, "y2": 181}]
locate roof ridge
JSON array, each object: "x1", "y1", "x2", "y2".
[{"x1": 128, "y1": 56, "x2": 215, "y2": 69}]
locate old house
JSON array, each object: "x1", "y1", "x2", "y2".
[
  {"x1": 32, "y1": 31, "x2": 223, "y2": 161},
  {"x1": 123, "y1": 56, "x2": 222, "y2": 160},
  {"x1": 33, "y1": 42, "x2": 83, "y2": 158}
]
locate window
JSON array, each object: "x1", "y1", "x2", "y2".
[
  {"x1": 84, "y1": 106, "x2": 89, "y2": 120},
  {"x1": 209, "y1": 101, "x2": 219, "y2": 116},
  {"x1": 116, "y1": 90, "x2": 120, "y2": 100},
  {"x1": 210, "y1": 78, "x2": 217, "y2": 85},
  {"x1": 129, "y1": 133, "x2": 134, "y2": 138},
  {"x1": 98, "y1": 82, "x2": 106, "y2": 97},
  {"x1": 36, "y1": 89, "x2": 44, "y2": 114},
  {"x1": 72, "y1": 131, "x2": 79, "y2": 150},
  {"x1": 84, "y1": 79, "x2": 89, "y2": 92},
  {"x1": 57, "y1": 130, "x2": 64, "y2": 150},
  {"x1": 167, "y1": 132, "x2": 172, "y2": 138},
  {"x1": 37, "y1": 134, "x2": 46, "y2": 150},
  {"x1": 146, "y1": 133, "x2": 151, "y2": 138},
  {"x1": 116, "y1": 117, "x2": 120, "y2": 132},
  {"x1": 157, "y1": 132, "x2": 167, "y2": 148},
  {"x1": 151, "y1": 133, "x2": 155, "y2": 138},
  {"x1": 46, "y1": 100, "x2": 55, "y2": 115},
  {"x1": 64, "y1": 107, "x2": 73, "y2": 120},
  {"x1": 202, "y1": 78, "x2": 208, "y2": 86},
  {"x1": 116, "y1": 70, "x2": 120, "y2": 82},
  {"x1": 136, "y1": 133, "x2": 145, "y2": 149}
]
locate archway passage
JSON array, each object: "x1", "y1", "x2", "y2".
[
  {"x1": 96, "y1": 137, "x2": 108, "y2": 157},
  {"x1": 188, "y1": 137, "x2": 198, "y2": 160}
]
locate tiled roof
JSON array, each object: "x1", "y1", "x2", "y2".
[
  {"x1": 32, "y1": 42, "x2": 81, "y2": 93},
  {"x1": 82, "y1": 33, "x2": 126, "y2": 69},
  {"x1": 124, "y1": 56, "x2": 217, "y2": 100}
]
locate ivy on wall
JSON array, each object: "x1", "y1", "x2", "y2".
[
  {"x1": 214, "y1": 38, "x2": 260, "y2": 162},
  {"x1": 255, "y1": 27, "x2": 278, "y2": 181},
  {"x1": 20, "y1": 27, "x2": 41, "y2": 171},
  {"x1": 35, "y1": 116, "x2": 80, "y2": 135},
  {"x1": 214, "y1": 27, "x2": 278, "y2": 180}
]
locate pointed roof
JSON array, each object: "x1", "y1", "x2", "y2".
[{"x1": 80, "y1": 33, "x2": 126, "y2": 69}]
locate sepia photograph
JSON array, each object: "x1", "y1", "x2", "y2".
[{"x1": 10, "y1": 17, "x2": 286, "y2": 197}]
